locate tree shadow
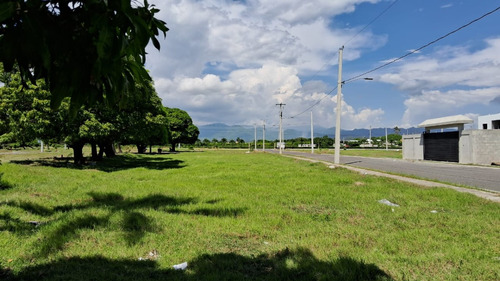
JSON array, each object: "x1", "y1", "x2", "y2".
[
  {"x1": 0, "y1": 212, "x2": 38, "y2": 235},
  {"x1": 6, "y1": 248, "x2": 394, "y2": 281},
  {"x1": 2, "y1": 192, "x2": 246, "y2": 255},
  {"x1": 9, "y1": 154, "x2": 186, "y2": 172},
  {"x1": 0, "y1": 178, "x2": 14, "y2": 191}
]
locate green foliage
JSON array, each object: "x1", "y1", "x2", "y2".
[
  {"x1": 0, "y1": 65, "x2": 168, "y2": 161},
  {"x1": 0, "y1": 67, "x2": 65, "y2": 147},
  {"x1": 165, "y1": 107, "x2": 199, "y2": 151},
  {"x1": 0, "y1": 0, "x2": 168, "y2": 113}
]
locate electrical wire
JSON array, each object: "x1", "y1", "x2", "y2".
[
  {"x1": 287, "y1": 86, "x2": 338, "y2": 119},
  {"x1": 287, "y1": 4, "x2": 500, "y2": 119},
  {"x1": 343, "y1": 0, "x2": 400, "y2": 46},
  {"x1": 344, "y1": 4, "x2": 500, "y2": 84}
]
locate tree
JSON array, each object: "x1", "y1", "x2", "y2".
[
  {"x1": 393, "y1": 126, "x2": 401, "y2": 135},
  {"x1": 0, "y1": 65, "x2": 64, "y2": 148},
  {"x1": 0, "y1": 64, "x2": 169, "y2": 163},
  {"x1": 164, "y1": 108, "x2": 199, "y2": 152},
  {"x1": 118, "y1": 82, "x2": 168, "y2": 154},
  {"x1": 0, "y1": 0, "x2": 168, "y2": 113}
]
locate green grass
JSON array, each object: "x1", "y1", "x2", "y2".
[{"x1": 0, "y1": 150, "x2": 498, "y2": 280}]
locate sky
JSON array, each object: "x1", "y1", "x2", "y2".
[{"x1": 145, "y1": 0, "x2": 500, "y2": 130}]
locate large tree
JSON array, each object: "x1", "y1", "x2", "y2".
[
  {"x1": 0, "y1": 65, "x2": 169, "y2": 163},
  {"x1": 164, "y1": 107, "x2": 199, "y2": 152},
  {"x1": 0, "y1": 0, "x2": 168, "y2": 113}
]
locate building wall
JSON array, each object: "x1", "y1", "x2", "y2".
[
  {"x1": 402, "y1": 134, "x2": 423, "y2": 161},
  {"x1": 462, "y1": 130, "x2": 500, "y2": 165},
  {"x1": 477, "y1": 113, "x2": 500, "y2": 129},
  {"x1": 404, "y1": 130, "x2": 500, "y2": 165}
]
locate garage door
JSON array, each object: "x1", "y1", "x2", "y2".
[{"x1": 423, "y1": 131, "x2": 459, "y2": 162}]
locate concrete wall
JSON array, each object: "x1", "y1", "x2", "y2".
[
  {"x1": 460, "y1": 130, "x2": 500, "y2": 165},
  {"x1": 404, "y1": 130, "x2": 500, "y2": 165},
  {"x1": 402, "y1": 134, "x2": 423, "y2": 161}
]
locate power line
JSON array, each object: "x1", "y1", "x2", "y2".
[
  {"x1": 343, "y1": 0, "x2": 400, "y2": 46},
  {"x1": 287, "y1": 4, "x2": 500, "y2": 118},
  {"x1": 287, "y1": 86, "x2": 338, "y2": 119},
  {"x1": 344, "y1": 5, "x2": 500, "y2": 84}
]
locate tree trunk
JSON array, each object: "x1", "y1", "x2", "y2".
[
  {"x1": 137, "y1": 144, "x2": 147, "y2": 154},
  {"x1": 103, "y1": 141, "x2": 116, "y2": 158},
  {"x1": 91, "y1": 143, "x2": 98, "y2": 161},
  {"x1": 170, "y1": 143, "x2": 176, "y2": 152},
  {"x1": 149, "y1": 145, "x2": 152, "y2": 154},
  {"x1": 72, "y1": 142, "x2": 85, "y2": 165}
]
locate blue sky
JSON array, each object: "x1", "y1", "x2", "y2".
[{"x1": 146, "y1": 0, "x2": 500, "y2": 130}]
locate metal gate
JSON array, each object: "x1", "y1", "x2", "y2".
[{"x1": 423, "y1": 131, "x2": 459, "y2": 162}]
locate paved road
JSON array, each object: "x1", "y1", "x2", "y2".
[{"x1": 268, "y1": 150, "x2": 500, "y2": 193}]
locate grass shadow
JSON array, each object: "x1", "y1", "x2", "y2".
[
  {"x1": 33, "y1": 193, "x2": 245, "y2": 255},
  {"x1": 166, "y1": 207, "x2": 247, "y2": 217},
  {"x1": 0, "y1": 172, "x2": 14, "y2": 191},
  {"x1": 121, "y1": 211, "x2": 157, "y2": 246},
  {"x1": 6, "y1": 248, "x2": 393, "y2": 281},
  {"x1": 9, "y1": 154, "x2": 186, "y2": 172},
  {"x1": 0, "y1": 212, "x2": 38, "y2": 235},
  {"x1": 36, "y1": 214, "x2": 109, "y2": 257}
]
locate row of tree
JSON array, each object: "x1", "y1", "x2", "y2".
[
  {"x1": 192, "y1": 134, "x2": 402, "y2": 149},
  {"x1": 0, "y1": 65, "x2": 199, "y2": 164}
]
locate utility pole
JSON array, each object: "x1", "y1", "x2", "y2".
[
  {"x1": 334, "y1": 46, "x2": 344, "y2": 164},
  {"x1": 311, "y1": 111, "x2": 314, "y2": 154},
  {"x1": 385, "y1": 127, "x2": 388, "y2": 150},
  {"x1": 369, "y1": 125, "x2": 372, "y2": 147},
  {"x1": 276, "y1": 103, "x2": 286, "y2": 154},
  {"x1": 254, "y1": 124, "x2": 257, "y2": 151},
  {"x1": 262, "y1": 121, "x2": 266, "y2": 151}
]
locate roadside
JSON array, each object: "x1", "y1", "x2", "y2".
[{"x1": 267, "y1": 150, "x2": 500, "y2": 203}]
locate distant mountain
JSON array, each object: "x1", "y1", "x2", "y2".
[{"x1": 197, "y1": 123, "x2": 424, "y2": 142}]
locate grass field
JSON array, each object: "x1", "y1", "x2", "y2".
[{"x1": 0, "y1": 150, "x2": 498, "y2": 280}]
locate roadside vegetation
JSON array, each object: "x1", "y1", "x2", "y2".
[{"x1": 1, "y1": 150, "x2": 498, "y2": 280}]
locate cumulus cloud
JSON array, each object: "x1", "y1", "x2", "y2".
[
  {"x1": 155, "y1": 64, "x2": 383, "y2": 129},
  {"x1": 144, "y1": 0, "x2": 388, "y2": 130},
  {"x1": 380, "y1": 38, "x2": 500, "y2": 92},
  {"x1": 401, "y1": 88, "x2": 500, "y2": 127},
  {"x1": 379, "y1": 37, "x2": 500, "y2": 126},
  {"x1": 147, "y1": 0, "x2": 386, "y2": 78}
]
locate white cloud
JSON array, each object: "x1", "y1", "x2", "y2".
[
  {"x1": 144, "y1": 0, "x2": 389, "y2": 130},
  {"x1": 380, "y1": 38, "x2": 500, "y2": 92},
  {"x1": 379, "y1": 37, "x2": 500, "y2": 126},
  {"x1": 155, "y1": 64, "x2": 384, "y2": 129},
  {"x1": 401, "y1": 88, "x2": 500, "y2": 127},
  {"x1": 147, "y1": 0, "x2": 386, "y2": 78}
]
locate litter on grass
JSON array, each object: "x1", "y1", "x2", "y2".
[
  {"x1": 430, "y1": 210, "x2": 438, "y2": 213},
  {"x1": 378, "y1": 199, "x2": 399, "y2": 207},
  {"x1": 173, "y1": 262, "x2": 188, "y2": 270}
]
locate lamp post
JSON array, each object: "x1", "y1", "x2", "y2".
[
  {"x1": 334, "y1": 47, "x2": 373, "y2": 164},
  {"x1": 334, "y1": 47, "x2": 344, "y2": 164}
]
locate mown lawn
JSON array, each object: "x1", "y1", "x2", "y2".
[{"x1": 0, "y1": 150, "x2": 498, "y2": 280}]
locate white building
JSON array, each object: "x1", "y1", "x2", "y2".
[{"x1": 477, "y1": 113, "x2": 500, "y2": 129}]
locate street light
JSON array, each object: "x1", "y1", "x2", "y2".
[{"x1": 334, "y1": 47, "x2": 373, "y2": 164}]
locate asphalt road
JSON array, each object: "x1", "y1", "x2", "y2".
[{"x1": 268, "y1": 150, "x2": 500, "y2": 193}]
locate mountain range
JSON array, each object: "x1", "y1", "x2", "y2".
[{"x1": 197, "y1": 123, "x2": 424, "y2": 142}]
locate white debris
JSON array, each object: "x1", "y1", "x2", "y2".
[
  {"x1": 173, "y1": 262, "x2": 188, "y2": 270},
  {"x1": 378, "y1": 199, "x2": 399, "y2": 207},
  {"x1": 430, "y1": 210, "x2": 438, "y2": 213}
]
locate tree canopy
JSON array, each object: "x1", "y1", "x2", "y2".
[
  {"x1": 0, "y1": 0, "x2": 168, "y2": 113},
  {"x1": 0, "y1": 65, "x2": 169, "y2": 163},
  {"x1": 164, "y1": 107, "x2": 199, "y2": 152}
]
